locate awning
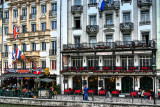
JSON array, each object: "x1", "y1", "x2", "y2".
[
  {"x1": 35, "y1": 78, "x2": 55, "y2": 82},
  {"x1": 2, "y1": 73, "x2": 44, "y2": 78}
]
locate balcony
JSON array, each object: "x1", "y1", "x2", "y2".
[
  {"x1": 29, "y1": 14, "x2": 36, "y2": 19},
  {"x1": 121, "y1": 0, "x2": 132, "y2": 3},
  {"x1": 120, "y1": 22, "x2": 134, "y2": 32},
  {"x1": 2, "y1": 18, "x2": 9, "y2": 23},
  {"x1": 2, "y1": 52, "x2": 8, "y2": 58},
  {"x1": 86, "y1": 25, "x2": 99, "y2": 34},
  {"x1": 49, "y1": 10, "x2": 57, "y2": 17},
  {"x1": 24, "y1": 51, "x2": 40, "y2": 57},
  {"x1": 20, "y1": 15, "x2": 27, "y2": 20},
  {"x1": 137, "y1": 0, "x2": 152, "y2": 7},
  {"x1": 139, "y1": 21, "x2": 151, "y2": 25},
  {"x1": 104, "y1": 24, "x2": 114, "y2": 28},
  {"x1": 61, "y1": 66, "x2": 153, "y2": 74},
  {"x1": 49, "y1": 49, "x2": 57, "y2": 56},
  {"x1": 62, "y1": 40, "x2": 156, "y2": 52},
  {"x1": 71, "y1": 5, "x2": 83, "y2": 14},
  {"x1": 104, "y1": 1, "x2": 120, "y2": 10}
]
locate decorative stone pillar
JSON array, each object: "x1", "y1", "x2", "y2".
[
  {"x1": 26, "y1": 2, "x2": 30, "y2": 32},
  {"x1": 36, "y1": 0, "x2": 40, "y2": 31},
  {"x1": 17, "y1": 3, "x2": 21, "y2": 27},
  {"x1": 46, "y1": 0, "x2": 50, "y2": 30},
  {"x1": 8, "y1": 6, "x2": 12, "y2": 34}
]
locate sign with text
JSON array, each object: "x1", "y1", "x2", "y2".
[{"x1": 45, "y1": 68, "x2": 49, "y2": 75}]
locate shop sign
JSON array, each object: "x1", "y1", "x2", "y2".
[
  {"x1": 25, "y1": 77, "x2": 30, "y2": 80},
  {"x1": 45, "y1": 68, "x2": 49, "y2": 75},
  {"x1": 18, "y1": 70, "x2": 29, "y2": 73}
]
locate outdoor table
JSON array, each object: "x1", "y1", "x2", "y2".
[
  {"x1": 143, "y1": 92, "x2": 151, "y2": 97},
  {"x1": 75, "y1": 90, "x2": 80, "y2": 93},
  {"x1": 112, "y1": 91, "x2": 119, "y2": 95},
  {"x1": 130, "y1": 92, "x2": 137, "y2": 96}
]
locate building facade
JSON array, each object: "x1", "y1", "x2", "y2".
[
  {"x1": 1, "y1": 0, "x2": 60, "y2": 87},
  {"x1": 61, "y1": 0, "x2": 157, "y2": 94},
  {"x1": 0, "y1": 0, "x2": 3, "y2": 77}
]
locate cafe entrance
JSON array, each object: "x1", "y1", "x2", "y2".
[
  {"x1": 88, "y1": 76, "x2": 98, "y2": 91},
  {"x1": 140, "y1": 76, "x2": 153, "y2": 91},
  {"x1": 122, "y1": 77, "x2": 133, "y2": 93},
  {"x1": 73, "y1": 76, "x2": 82, "y2": 90},
  {"x1": 105, "y1": 77, "x2": 115, "y2": 92}
]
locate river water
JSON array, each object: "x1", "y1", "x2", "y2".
[{"x1": 0, "y1": 104, "x2": 42, "y2": 107}]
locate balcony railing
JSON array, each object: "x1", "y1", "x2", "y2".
[
  {"x1": 88, "y1": 3, "x2": 97, "y2": 7},
  {"x1": 104, "y1": 1, "x2": 120, "y2": 10},
  {"x1": 86, "y1": 25, "x2": 99, "y2": 34},
  {"x1": 63, "y1": 40, "x2": 156, "y2": 51},
  {"x1": 121, "y1": 0, "x2": 132, "y2": 3},
  {"x1": 2, "y1": 18, "x2": 9, "y2": 23},
  {"x1": 139, "y1": 21, "x2": 151, "y2": 25},
  {"x1": 104, "y1": 24, "x2": 114, "y2": 28},
  {"x1": 20, "y1": 15, "x2": 27, "y2": 20},
  {"x1": 49, "y1": 10, "x2": 57, "y2": 16},
  {"x1": 49, "y1": 49, "x2": 57, "y2": 56},
  {"x1": 120, "y1": 22, "x2": 134, "y2": 32},
  {"x1": 24, "y1": 51, "x2": 40, "y2": 57},
  {"x1": 2, "y1": 52, "x2": 8, "y2": 58},
  {"x1": 71, "y1": 5, "x2": 83, "y2": 14},
  {"x1": 29, "y1": 14, "x2": 36, "y2": 19},
  {"x1": 61, "y1": 66, "x2": 153, "y2": 73},
  {"x1": 137, "y1": 0, "x2": 152, "y2": 7}
]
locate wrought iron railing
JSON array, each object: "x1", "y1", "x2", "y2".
[
  {"x1": 29, "y1": 13, "x2": 36, "y2": 19},
  {"x1": 104, "y1": 1, "x2": 120, "y2": 10},
  {"x1": 49, "y1": 10, "x2": 57, "y2": 16},
  {"x1": 71, "y1": 5, "x2": 83, "y2": 14},
  {"x1": 20, "y1": 15, "x2": 27, "y2": 20},
  {"x1": 2, "y1": 18, "x2": 9, "y2": 23},
  {"x1": 137, "y1": 0, "x2": 152, "y2": 7},
  {"x1": 86, "y1": 25, "x2": 99, "y2": 34},
  {"x1": 2, "y1": 52, "x2": 8, "y2": 58},
  {"x1": 120, "y1": 22, "x2": 134, "y2": 31},
  {"x1": 139, "y1": 21, "x2": 151, "y2": 25},
  {"x1": 88, "y1": 3, "x2": 97, "y2": 7},
  {"x1": 49, "y1": 49, "x2": 57, "y2": 56}
]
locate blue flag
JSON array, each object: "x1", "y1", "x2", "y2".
[{"x1": 101, "y1": 1, "x2": 106, "y2": 11}]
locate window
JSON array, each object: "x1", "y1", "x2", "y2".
[
  {"x1": 41, "y1": 22, "x2": 46, "y2": 31},
  {"x1": 72, "y1": 57, "x2": 83, "y2": 67},
  {"x1": 104, "y1": 56, "x2": 115, "y2": 67},
  {"x1": 32, "y1": 24, "x2": 36, "y2": 32},
  {"x1": 5, "y1": 27, "x2": 8, "y2": 35},
  {"x1": 51, "y1": 60, "x2": 56, "y2": 70},
  {"x1": 141, "y1": 11, "x2": 149, "y2": 22},
  {"x1": 32, "y1": 43, "x2": 36, "y2": 51},
  {"x1": 14, "y1": 10, "x2": 18, "y2": 18},
  {"x1": 52, "y1": 3, "x2": 57, "y2": 11},
  {"x1": 139, "y1": 56, "x2": 151, "y2": 67},
  {"x1": 13, "y1": 44, "x2": 17, "y2": 51},
  {"x1": 142, "y1": 32, "x2": 149, "y2": 44},
  {"x1": 32, "y1": 7, "x2": 36, "y2": 15},
  {"x1": 74, "y1": 17, "x2": 81, "y2": 29},
  {"x1": 121, "y1": 56, "x2": 133, "y2": 69},
  {"x1": 89, "y1": 0, "x2": 96, "y2": 4},
  {"x1": 22, "y1": 61, "x2": 26, "y2": 69},
  {"x1": 88, "y1": 57, "x2": 98, "y2": 67},
  {"x1": 22, "y1": 43, "x2": 26, "y2": 52},
  {"x1": 4, "y1": 62, "x2": 8, "y2": 69},
  {"x1": 41, "y1": 42, "x2": 46, "y2": 51},
  {"x1": 74, "y1": 36, "x2": 80, "y2": 48},
  {"x1": 75, "y1": 0, "x2": 81, "y2": 5},
  {"x1": 123, "y1": 12, "x2": 130, "y2": 23},
  {"x1": 41, "y1": 5, "x2": 46, "y2": 13},
  {"x1": 90, "y1": 15, "x2": 96, "y2": 25},
  {"x1": 41, "y1": 61, "x2": 46, "y2": 69},
  {"x1": 22, "y1": 25, "x2": 27, "y2": 33},
  {"x1": 22, "y1": 8, "x2": 27, "y2": 16},
  {"x1": 106, "y1": 35, "x2": 112, "y2": 42},
  {"x1": 4, "y1": 45, "x2": 8, "y2": 52},
  {"x1": 90, "y1": 36, "x2": 96, "y2": 48},
  {"x1": 106, "y1": 14, "x2": 113, "y2": 25},
  {"x1": 14, "y1": 62, "x2": 17, "y2": 69},
  {"x1": 5, "y1": 11, "x2": 9, "y2": 19},
  {"x1": 106, "y1": 0, "x2": 113, "y2": 5},
  {"x1": 123, "y1": 34, "x2": 130, "y2": 41},
  {"x1": 52, "y1": 21, "x2": 57, "y2": 29},
  {"x1": 51, "y1": 41, "x2": 57, "y2": 55},
  {"x1": 32, "y1": 61, "x2": 36, "y2": 69}
]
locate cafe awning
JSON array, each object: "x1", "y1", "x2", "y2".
[
  {"x1": 2, "y1": 73, "x2": 44, "y2": 78},
  {"x1": 35, "y1": 78, "x2": 55, "y2": 82}
]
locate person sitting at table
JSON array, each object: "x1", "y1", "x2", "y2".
[
  {"x1": 23, "y1": 88, "x2": 27, "y2": 93},
  {"x1": 150, "y1": 89, "x2": 154, "y2": 99},
  {"x1": 138, "y1": 88, "x2": 141, "y2": 97},
  {"x1": 100, "y1": 86, "x2": 104, "y2": 91},
  {"x1": 2, "y1": 87, "x2": 5, "y2": 92},
  {"x1": 141, "y1": 90, "x2": 146, "y2": 98}
]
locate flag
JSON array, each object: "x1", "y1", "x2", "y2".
[
  {"x1": 15, "y1": 49, "x2": 21, "y2": 59},
  {"x1": 12, "y1": 50, "x2": 16, "y2": 61},
  {"x1": 13, "y1": 25, "x2": 19, "y2": 40},
  {"x1": 21, "y1": 49, "x2": 24, "y2": 59},
  {"x1": 98, "y1": 0, "x2": 106, "y2": 11}
]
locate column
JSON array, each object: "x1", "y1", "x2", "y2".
[
  {"x1": 46, "y1": 0, "x2": 50, "y2": 30},
  {"x1": 36, "y1": 0, "x2": 40, "y2": 31},
  {"x1": 8, "y1": 6, "x2": 12, "y2": 34},
  {"x1": 26, "y1": 2, "x2": 30, "y2": 32},
  {"x1": 17, "y1": 4, "x2": 21, "y2": 27}
]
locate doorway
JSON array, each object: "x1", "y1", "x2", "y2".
[{"x1": 122, "y1": 77, "x2": 133, "y2": 93}]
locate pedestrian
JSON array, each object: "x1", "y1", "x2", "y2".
[
  {"x1": 141, "y1": 89, "x2": 146, "y2": 98},
  {"x1": 84, "y1": 85, "x2": 88, "y2": 101},
  {"x1": 138, "y1": 88, "x2": 141, "y2": 97}
]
